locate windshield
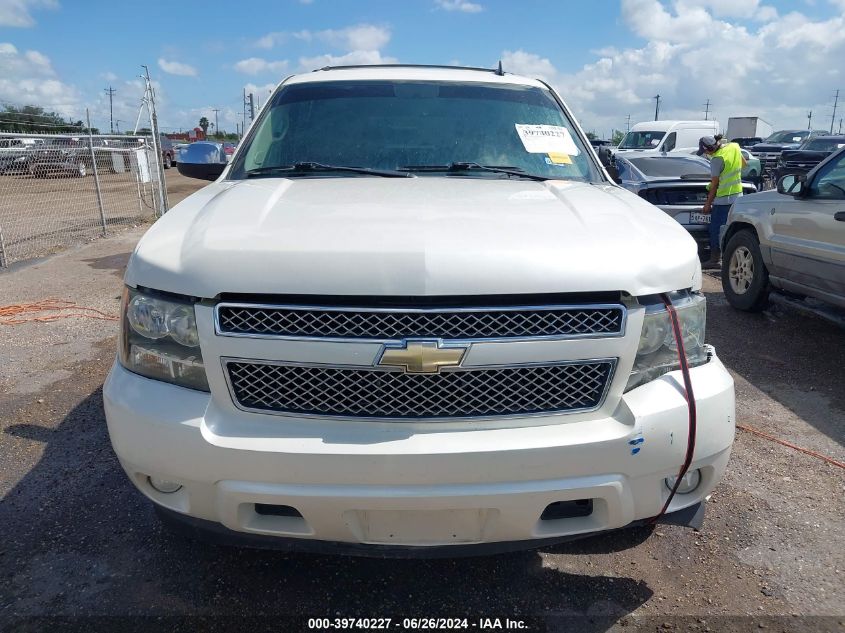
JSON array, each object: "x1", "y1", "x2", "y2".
[
  {"x1": 628, "y1": 156, "x2": 710, "y2": 177},
  {"x1": 229, "y1": 80, "x2": 600, "y2": 182},
  {"x1": 764, "y1": 131, "x2": 809, "y2": 144},
  {"x1": 802, "y1": 138, "x2": 845, "y2": 151},
  {"x1": 618, "y1": 130, "x2": 665, "y2": 149}
]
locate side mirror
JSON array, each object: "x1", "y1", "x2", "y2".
[
  {"x1": 776, "y1": 174, "x2": 805, "y2": 197},
  {"x1": 176, "y1": 142, "x2": 227, "y2": 181}
]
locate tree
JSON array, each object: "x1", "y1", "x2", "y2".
[
  {"x1": 198, "y1": 117, "x2": 209, "y2": 137},
  {"x1": 585, "y1": 131, "x2": 597, "y2": 141},
  {"x1": 0, "y1": 104, "x2": 84, "y2": 133},
  {"x1": 611, "y1": 129, "x2": 625, "y2": 145}
]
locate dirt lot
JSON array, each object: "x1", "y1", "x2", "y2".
[{"x1": 0, "y1": 176, "x2": 843, "y2": 632}]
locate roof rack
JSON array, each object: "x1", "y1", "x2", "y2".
[{"x1": 314, "y1": 62, "x2": 506, "y2": 75}]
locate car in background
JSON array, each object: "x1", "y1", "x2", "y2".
[
  {"x1": 172, "y1": 142, "x2": 189, "y2": 163},
  {"x1": 750, "y1": 129, "x2": 828, "y2": 174},
  {"x1": 612, "y1": 153, "x2": 756, "y2": 254},
  {"x1": 731, "y1": 137, "x2": 763, "y2": 150},
  {"x1": 222, "y1": 142, "x2": 237, "y2": 161},
  {"x1": 0, "y1": 137, "x2": 43, "y2": 174},
  {"x1": 740, "y1": 149, "x2": 761, "y2": 189},
  {"x1": 28, "y1": 138, "x2": 90, "y2": 178},
  {"x1": 159, "y1": 135, "x2": 175, "y2": 169},
  {"x1": 721, "y1": 146, "x2": 845, "y2": 311},
  {"x1": 774, "y1": 135, "x2": 845, "y2": 181}
]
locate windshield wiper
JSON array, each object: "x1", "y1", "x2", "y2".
[
  {"x1": 245, "y1": 162, "x2": 411, "y2": 178},
  {"x1": 398, "y1": 162, "x2": 550, "y2": 181}
]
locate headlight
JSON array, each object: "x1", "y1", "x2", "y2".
[
  {"x1": 119, "y1": 287, "x2": 209, "y2": 391},
  {"x1": 625, "y1": 292, "x2": 708, "y2": 392}
]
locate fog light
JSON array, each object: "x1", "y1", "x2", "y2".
[
  {"x1": 664, "y1": 469, "x2": 701, "y2": 494},
  {"x1": 148, "y1": 476, "x2": 182, "y2": 494}
]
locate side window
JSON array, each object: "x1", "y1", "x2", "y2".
[
  {"x1": 809, "y1": 153, "x2": 845, "y2": 200},
  {"x1": 661, "y1": 132, "x2": 677, "y2": 152}
]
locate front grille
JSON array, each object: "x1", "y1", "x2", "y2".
[
  {"x1": 216, "y1": 304, "x2": 624, "y2": 340},
  {"x1": 225, "y1": 360, "x2": 614, "y2": 419}
]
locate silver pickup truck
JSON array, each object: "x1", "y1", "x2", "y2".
[{"x1": 721, "y1": 147, "x2": 845, "y2": 311}]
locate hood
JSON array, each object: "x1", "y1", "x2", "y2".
[
  {"x1": 126, "y1": 177, "x2": 701, "y2": 298},
  {"x1": 780, "y1": 149, "x2": 831, "y2": 163},
  {"x1": 751, "y1": 143, "x2": 801, "y2": 152}
]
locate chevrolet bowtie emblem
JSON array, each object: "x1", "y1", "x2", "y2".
[{"x1": 378, "y1": 340, "x2": 468, "y2": 374}]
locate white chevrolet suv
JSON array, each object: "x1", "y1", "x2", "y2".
[{"x1": 104, "y1": 65, "x2": 735, "y2": 555}]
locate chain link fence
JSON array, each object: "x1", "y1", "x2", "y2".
[{"x1": 0, "y1": 132, "x2": 168, "y2": 267}]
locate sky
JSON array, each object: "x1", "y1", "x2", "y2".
[{"x1": 1, "y1": 0, "x2": 844, "y2": 137}]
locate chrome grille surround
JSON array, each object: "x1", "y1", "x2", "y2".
[
  {"x1": 223, "y1": 358, "x2": 616, "y2": 421},
  {"x1": 215, "y1": 303, "x2": 626, "y2": 341}
]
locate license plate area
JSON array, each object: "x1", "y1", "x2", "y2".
[
  {"x1": 689, "y1": 211, "x2": 710, "y2": 224},
  {"x1": 345, "y1": 509, "x2": 497, "y2": 545}
]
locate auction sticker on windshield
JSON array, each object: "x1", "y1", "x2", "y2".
[{"x1": 515, "y1": 124, "x2": 579, "y2": 155}]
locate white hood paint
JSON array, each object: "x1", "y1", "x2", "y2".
[{"x1": 126, "y1": 177, "x2": 701, "y2": 298}]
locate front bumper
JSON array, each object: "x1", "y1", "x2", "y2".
[{"x1": 104, "y1": 354, "x2": 735, "y2": 553}]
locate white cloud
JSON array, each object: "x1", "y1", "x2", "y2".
[
  {"x1": 294, "y1": 24, "x2": 391, "y2": 52},
  {"x1": 0, "y1": 0, "x2": 58, "y2": 27},
  {"x1": 0, "y1": 42, "x2": 79, "y2": 116},
  {"x1": 507, "y1": 0, "x2": 845, "y2": 134},
  {"x1": 500, "y1": 50, "x2": 559, "y2": 82},
  {"x1": 435, "y1": 0, "x2": 483, "y2": 13},
  {"x1": 100, "y1": 71, "x2": 118, "y2": 82},
  {"x1": 255, "y1": 31, "x2": 285, "y2": 49},
  {"x1": 233, "y1": 57, "x2": 289, "y2": 75},
  {"x1": 297, "y1": 50, "x2": 397, "y2": 72},
  {"x1": 157, "y1": 58, "x2": 197, "y2": 77}
]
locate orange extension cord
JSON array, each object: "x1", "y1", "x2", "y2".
[
  {"x1": 0, "y1": 299, "x2": 118, "y2": 325},
  {"x1": 736, "y1": 423, "x2": 845, "y2": 470}
]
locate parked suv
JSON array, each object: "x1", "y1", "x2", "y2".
[
  {"x1": 721, "y1": 146, "x2": 845, "y2": 311},
  {"x1": 105, "y1": 65, "x2": 735, "y2": 555}
]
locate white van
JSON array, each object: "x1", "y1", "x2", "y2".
[{"x1": 616, "y1": 120, "x2": 720, "y2": 156}]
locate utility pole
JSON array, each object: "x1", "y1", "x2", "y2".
[
  {"x1": 807, "y1": 110, "x2": 813, "y2": 130},
  {"x1": 212, "y1": 108, "x2": 220, "y2": 139},
  {"x1": 248, "y1": 93, "x2": 255, "y2": 120},
  {"x1": 839, "y1": 117, "x2": 843, "y2": 134},
  {"x1": 104, "y1": 86, "x2": 116, "y2": 133},
  {"x1": 653, "y1": 95, "x2": 661, "y2": 121},
  {"x1": 625, "y1": 114, "x2": 631, "y2": 132},
  {"x1": 703, "y1": 99, "x2": 711, "y2": 121},
  {"x1": 830, "y1": 89, "x2": 840, "y2": 134},
  {"x1": 114, "y1": 119, "x2": 123, "y2": 134}
]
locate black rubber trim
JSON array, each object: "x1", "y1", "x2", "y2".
[{"x1": 154, "y1": 502, "x2": 704, "y2": 559}]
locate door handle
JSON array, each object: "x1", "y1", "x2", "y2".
[{"x1": 836, "y1": 212, "x2": 845, "y2": 222}]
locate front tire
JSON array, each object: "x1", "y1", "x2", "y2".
[
  {"x1": 163, "y1": 154, "x2": 172, "y2": 169},
  {"x1": 721, "y1": 230, "x2": 769, "y2": 312}
]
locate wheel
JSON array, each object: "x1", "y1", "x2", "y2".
[
  {"x1": 721, "y1": 229, "x2": 770, "y2": 312},
  {"x1": 163, "y1": 154, "x2": 172, "y2": 169},
  {"x1": 76, "y1": 162, "x2": 87, "y2": 177}
]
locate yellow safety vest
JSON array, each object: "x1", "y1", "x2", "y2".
[{"x1": 709, "y1": 142, "x2": 744, "y2": 198}]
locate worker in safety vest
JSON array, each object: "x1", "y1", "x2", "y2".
[{"x1": 697, "y1": 135, "x2": 746, "y2": 269}]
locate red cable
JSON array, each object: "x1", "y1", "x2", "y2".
[{"x1": 648, "y1": 293, "x2": 697, "y2": 524}]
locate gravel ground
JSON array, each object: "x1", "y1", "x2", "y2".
[{"x1": 0, "y1": 178, "x2": 843, "y2": 631}]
